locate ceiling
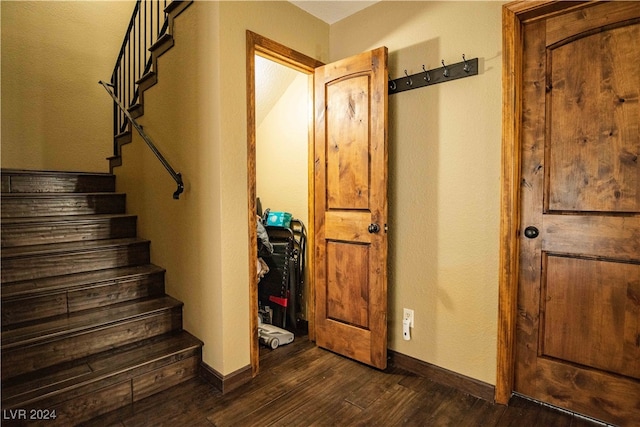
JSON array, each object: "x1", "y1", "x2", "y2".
[
  {"x1": 255, "y1": 55, "x2": 303, "y2": 126},
  {"x1": 289, "y1": 1, "x2": 379, "y2": 24}
]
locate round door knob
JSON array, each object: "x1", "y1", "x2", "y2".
[
  {"x1": 368, "y1": 223, "x2": 380, "y2": 234},
  {"x1": 524, "y1": 226, "x2": 539, "y2": 239}
]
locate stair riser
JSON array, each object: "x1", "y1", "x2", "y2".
[
  {"x1": 2, "y1": 333, "x2": 202, "y2": 409},
  {"x1": 1, "y1": 308, "x2": 183, "y2": 381},
  {"x1": 133, "y1": 354, "x2": 200, "y2": 402},
  {"x1": 2, "y1": 274, "x2": 165, "y2": 326},
  {"x1": 1, "y1": 217, "x2": 137, "y2": 248},
  {"x1": 7, "y1": 354, "x2": 200, "y2": 426},
  {"x1": 1, "y1": 242, "x2": 150, "y2": 283},
  {"x1": 1, "y1": 173, "x2": 116, "y2": 194},
  {"x1": 1, "y1": 294, "x2": 67, "y2": 327},
  {"x1": 1, "y1": 194, "x2": 126, "y2": 218}
]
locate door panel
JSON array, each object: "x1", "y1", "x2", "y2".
[
  {"x1": 326, "y1": 76, "x2": 371, "y2": 210},
  {"x1": 516, "y1": 2, "x2": 640, "y2": 425},
  {"x1": 326, "y1": 241, "x2": 370, "y2": 328},
  {"x1": 547, "y1": 24, "x2": 640, "y2": 213},
  {"x1": 542, "y1": 255, "x2": 640, "y2": 378},
  {"x1": 315, "y1": 47, "x2": 388, "y2": 369}
]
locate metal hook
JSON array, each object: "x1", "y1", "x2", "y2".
[
  {"x1": 388, "y1": 74, "x2": 396, "y2": 91},
  {"x1": 441, "y1": 60, "x2": 449, "y2": 78},
  {"x1": 462, "y1": 54, "x2": 470, "y2": 73},
  {"x1": 404, "y1": 70, "x2": 412, "y2": 86},
  {"x1": 422, "y1": 65, "x2": 430, "y2": 82}
]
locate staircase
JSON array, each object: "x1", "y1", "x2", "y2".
[{"x1": 1, "y1": 169, "x2": 203, "y2": 425}]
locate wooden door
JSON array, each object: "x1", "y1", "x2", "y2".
[
  {"x1": 314, "y1": 47, "x2": 388, "y2": 369},
  {"x1": 515, "y1": 2, "x2": 640, "y2": 424}
]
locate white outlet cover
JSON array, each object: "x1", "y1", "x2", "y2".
[{"x1": 403, "y1": 308, "x2": 414, "y2": 328}]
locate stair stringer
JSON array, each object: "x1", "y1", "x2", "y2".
[{"x1": 108, "y1": 0, "x2": 194, "y2": 173}]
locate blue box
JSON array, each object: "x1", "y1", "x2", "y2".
[{"x1": 266, "y1": 211, "x2": 292, "y2": 228}]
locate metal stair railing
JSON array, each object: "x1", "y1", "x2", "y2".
[
  {"x1": 99, "y1": 80, "x2": 184, "y2": 199},
  {"x1": 102, "y1": 0, "x2": 184, "y2": 199},
  {"x1": 110, "y1": 0, "x2": 169, "y2": 136}
]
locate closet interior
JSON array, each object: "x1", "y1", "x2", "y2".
[{"x1": 255, "y1": 54, "x2": 310, "y2": 351}]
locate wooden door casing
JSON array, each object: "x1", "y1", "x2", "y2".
[
  {"x1": 246, "y1": 31, "x2": 323, "y2": 377},
  {"x1": 514, "y1": 2, "x2": 640, "y2": 425},
  {"x1": 314, "y1": 47, "x2": 388, "y2": 369}
]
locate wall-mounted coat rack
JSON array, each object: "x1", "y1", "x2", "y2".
[{"x1": 388, "y1": 55, "x2": 478, "y2": 95}]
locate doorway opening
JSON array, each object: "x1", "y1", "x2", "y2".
[{"x1": 246, "y1": 31, "x2": 323, "y2": 376}]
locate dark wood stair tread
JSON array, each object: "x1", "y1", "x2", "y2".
[
  {"x1": 1, "y1": 214, "x2": 138, "y2": 248},
  {"x1": 149, "y1": 32, "x2": 173, "y2": 53},
  {"x1": 1, "y1": 192, "x2": 127, "y2": 218},
  {"x1": 1, "y1": 237, "x2": 148, "y2": 260},
  {"x1": 1, "y1": 213, "x2": 136, "y2": 226},
  {"x1": 1, "y1": 192, "x2": 124, "y2": 198},
  {"x1": 1, "y1": 296, "x2": 183, "y2": 348},
  {"x1": 1, "y1": 169, "x2": 115, "y2": 194},
  {"x1": 1, "y1": 331, "x2": 202, "y2": 409},
  {"x1": 1, "y1": 169, "x2": 113, "y2": 177},
  {"x1": 1, "y1": 264, "x2": 165, "y2": 299}
]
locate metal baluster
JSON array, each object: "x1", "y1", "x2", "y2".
[
  {"x1": 137, "y1": 3, "x2": 140, "y2": 84},
  {"x1": 144, "y1": 1, "x2": 147, "y2": 63},
  {"x1": 120, "y1": 60, "x2": 124, "y2": 131},
  {"x1": 150, "y1": 1, "x2": 154, "y2": 48},
  {"x1": 129, "y1": 26, "x2": 132, "y2": 109},
  {"x1": 118, "y1": 64, "x2": 122, "y2": 131}
]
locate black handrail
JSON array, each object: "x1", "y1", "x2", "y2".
[{"x1": 99, "y1": 81, "x2": 184, "y2": 199}]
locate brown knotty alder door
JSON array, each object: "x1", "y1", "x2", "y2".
[
  {"x1": 314, "y1": 47, "x2": 388, "y2": 369},
  {"x1": 516, "y1": 2, "x2": 640, "y2": 425}
]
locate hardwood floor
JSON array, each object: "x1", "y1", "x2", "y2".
[{"x1": 89, "y1": 336, "x2": 606, "y2": 427}]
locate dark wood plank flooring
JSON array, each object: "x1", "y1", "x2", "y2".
[{"x1": 90, "y1": 336, "x2": 606, "y2": 426}]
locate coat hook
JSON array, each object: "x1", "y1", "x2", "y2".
[
  {"x1": 422, "y1": 65, "x2": 430, "y2": 82},
  {"x1": 441, "y1": 60, "x2": 449, "y2": 78},
  {"x1": 404, "y1": 70, "x2": 412, "y2": 86},
  {"x1": 388, "y1": 74, "x2": 396, "y2": 91},
  {"x1": 462, "y1": 54, "x2": 470, "y2": 73}
]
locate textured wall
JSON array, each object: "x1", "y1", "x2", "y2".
[
  {"x1": 256, "y1": 71, "x2": 309, "y2": 230},
  {"x1": 1, "y1": 1, "x2": 134, "y2": 172},
  {"x1": 331, "y1": 1, "x2": 504, "y2": 385}
]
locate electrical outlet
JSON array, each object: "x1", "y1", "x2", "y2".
[{"x1": 403, "y1": 308, "x2": 414, "y2": 328}]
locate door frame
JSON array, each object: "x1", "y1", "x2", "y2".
[
  {"x1": 246, "y1": 31, "x2": 323, "y2": 376},
  {"x1": 496, "y1": 0, "x2": 594, "y2": 405}
]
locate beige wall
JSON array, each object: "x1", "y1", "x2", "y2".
[
  {"x1": 115, "y1": 1, "x2": 329, "y2": 375},
  {"x1": 256, "y1": 71, "x2": 309, "y2": 229},
  {"x1": 1, "y1": 1, "x2": 134, "y2": 172},
  {"x1": 331, "y1": 1, "x2": 504, "y2": 384}
]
